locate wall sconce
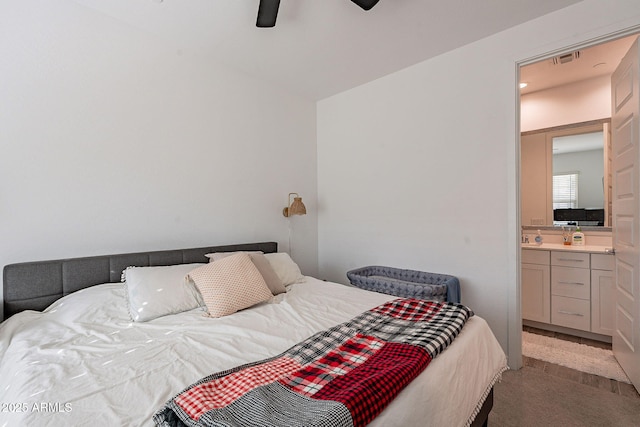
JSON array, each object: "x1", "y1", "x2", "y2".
[{"x1": 283, "y1": 193, "x2": 307, "y2": 217}]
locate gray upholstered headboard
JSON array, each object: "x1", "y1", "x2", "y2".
[{"x1": 2, "y1": 241, "x2": 278, "y2": 321}]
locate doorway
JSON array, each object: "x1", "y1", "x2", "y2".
[{"x1": 517, "y1": 31, "x2": 640, "y2": 385}]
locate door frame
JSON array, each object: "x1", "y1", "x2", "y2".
[{"x1": 512, "y1": 26, "x2": 640, "y2": 369}]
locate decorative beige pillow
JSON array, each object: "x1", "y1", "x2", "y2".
[
  {"x1": 188, "y1": 252, "x2": 273, "y2": 318},
  {"x1": 264, "y1": 252, "x2": 304, "y2": 286},
  {"x1": 205, "y1": 251, "x2": 286, "y2": 295}
]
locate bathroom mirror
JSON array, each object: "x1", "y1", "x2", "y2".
[
  {"x1": 521, "y1": 120, "x2": 610, "y2": 227},
  {"x1": 552, "y1": 130, "x2": 605, "y2": 225}
]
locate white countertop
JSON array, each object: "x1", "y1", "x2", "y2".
[{"x1": 521, "y1": 242, "x2": 613, "y2": 254}]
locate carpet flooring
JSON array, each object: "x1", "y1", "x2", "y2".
[
  {"x1": 488, "y1": 328, "x2": 640, "y2": 426},
  {"x1": 489, "y1": 365, "x2": 640, "y2": 427}
]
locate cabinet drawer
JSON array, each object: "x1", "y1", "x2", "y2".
[
  {"x1": 551, "y1": 266, "x2": 590, "y2": 299},
  {"x1": 551, "y1": 251, "x2": 590, "y2": 268},
  {"x1": 551, "y1": 295, "x2": 591, "y2": 331},
  {"x1": 522, "y1": 249, "x2": 550, "y2": 265},
  {"x1": 591, "y1": 253, "x2": 614, "y2": 271}
]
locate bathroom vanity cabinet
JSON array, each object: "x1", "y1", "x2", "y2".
[{"x1": 522, "y1": 246, "x2": 614, "y2": 336}]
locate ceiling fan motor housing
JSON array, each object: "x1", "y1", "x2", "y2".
[{"x1": 352, "y1": 0, "x2": 380, "y2": 11}]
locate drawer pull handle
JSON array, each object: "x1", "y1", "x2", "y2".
[
  {"x1": 558, "y1": 310, "x2": 584, "y2": 317},
  {"x1": 557, "y1": 258, "x2": 584, "y2": 262},
  {"x1": 558, "y1": 281, "x2": 585, "y2": 286}
]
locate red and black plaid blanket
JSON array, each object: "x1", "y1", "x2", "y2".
[{"x1": 154, "y1": 298, "x2": 473, "y2": 427}]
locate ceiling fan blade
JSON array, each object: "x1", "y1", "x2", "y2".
[
  {"x1": 351, "y1": 0, "x2": 380, "y2": 11},
  {"x1": 256, "y1": 0, "x2": 280, "y2": 27}
]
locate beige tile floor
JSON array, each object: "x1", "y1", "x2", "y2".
[{"x1": 488, "y1": 328, "x2": 640, "y2": 426}]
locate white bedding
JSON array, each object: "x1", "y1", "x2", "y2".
[{"x1": 0, "y1": 277, "x2": 507, "y2": 427}]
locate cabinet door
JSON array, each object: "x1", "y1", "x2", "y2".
[
  {"x1": 522, "y1": 263, "x2": 550, "y2": 323},
  {"x1": 591, "y1": 269, "x2": 614, "y2": 336}
]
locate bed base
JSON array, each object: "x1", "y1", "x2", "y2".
[{"x1": 471, "y1": 387, "x2": 493, "y2": 427}]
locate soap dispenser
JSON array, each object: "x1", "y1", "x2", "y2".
[
  {"x1": 572, "y1": 227, "x2": 585, "y2": 246},
  {"x1": 534, "y1": 230, "x2": 543, "y2": 245}
]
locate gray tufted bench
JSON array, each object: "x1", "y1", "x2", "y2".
[{"x1": 346, "y1": 266, "x2": 460, "y2": 303}]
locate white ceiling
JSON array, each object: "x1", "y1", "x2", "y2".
[
  {"x1": 70, "y1": 0, "x2": 581, "y2": 100},
  {"x1": 520, "y1": 34, "x2": 638, "y2": 95}
]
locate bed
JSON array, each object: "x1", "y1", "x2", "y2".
[{"x1": 1, "y1": 242, "x2": 507, "y2": 426}]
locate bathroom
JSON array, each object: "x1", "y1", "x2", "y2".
[
  {"x1": 519, "y1": 33, "x2": 640, "y2": 398},
  {"x1": 518, "y1": 34, "x2": 640, "y2": 393}
]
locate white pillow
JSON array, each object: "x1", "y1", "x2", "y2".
[
  {"x1": 205, "y1": 251, "x2": 286, "y2": 295},
  {"x1": 264, "y1": 252, "x2": 304, "y2": 286},
  {"x1": 123, "y1": 263, "x2": 205, "y2": 322},
  {"x1": 188, "y1": 253, "x2": 273, "y2": 318}
]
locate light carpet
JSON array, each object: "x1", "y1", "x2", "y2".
[{"x1": 522, "y1": 331, "x2": 630, "y2": 383}]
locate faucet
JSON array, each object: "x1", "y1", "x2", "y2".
[{"x1": 521, "y1": 233, "x2": 529, "y2": 244}]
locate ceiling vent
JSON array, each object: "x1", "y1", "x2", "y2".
[{"x1": 552, "y1": 51, "x2": 580, "y2": 65}]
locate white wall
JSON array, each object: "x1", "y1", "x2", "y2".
[
  {"x1": 521, "y1": 75, "x2": 610, "y2": 132},
  {"x1": 317, "y1": 0, "x2": 640, "y2": 368},
  {"x1": 0, "y1": 0, "x2": 318, "y2": 320}
]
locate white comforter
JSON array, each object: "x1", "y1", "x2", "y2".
[{"x1": 0, "y1": 277, "x2": 507, "y2": 427}]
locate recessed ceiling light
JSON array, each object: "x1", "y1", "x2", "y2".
[{"x1": 519, "y1": 82, "x2": 528, "y2": 89}]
